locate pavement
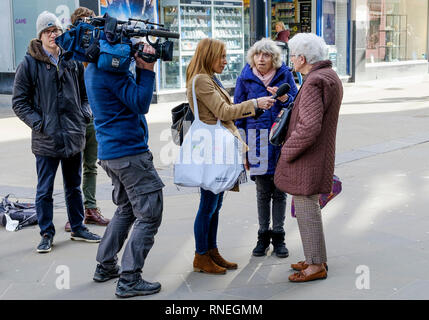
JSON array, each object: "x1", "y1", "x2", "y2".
[{"x1": 1, "y1": 74, "x2": 429, "y2": 301}]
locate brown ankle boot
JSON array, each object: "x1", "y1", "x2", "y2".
[
  {"x1": 84, "y1": 208, "x2": 110, "y2": 226},
  {"x1": 208, "y1": 248, "x2": 238, "y2": 270},
  {"x1": 193, "y1": 252, "x2": 227, "y2": 274}
]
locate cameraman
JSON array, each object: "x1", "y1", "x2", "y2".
[{"x1": 85, "y1": 44, "x2": 164, "y2": 298}]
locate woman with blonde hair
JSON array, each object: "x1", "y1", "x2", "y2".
[
  {"x1": 275, "y1": 21, "x2": 290, "y2": 43},
  {"x1": 186, "y1": 38, "x2": 276, "y2": 275}
]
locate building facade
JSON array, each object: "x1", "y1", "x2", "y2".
[{"x1": 0, "y1": 0, "x2": 428, "y2": 96}]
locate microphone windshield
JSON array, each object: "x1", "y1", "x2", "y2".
[{"x1": 273, "y1": 83, "x2": 291, "y2": 99}]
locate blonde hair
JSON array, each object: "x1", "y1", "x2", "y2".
[
  {"x1": 275, "y1": 21, "x2": 285, "y2": 31},
  {"x1": 186, "y1": 38, "x2": 226, "y2": 85},
  {"x1": 246, "y1": 38, "x2": 283, "y2": 69}
]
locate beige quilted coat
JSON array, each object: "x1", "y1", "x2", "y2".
[{"x1": 274, "y1": 60, "x2": 343, "y2": 196}]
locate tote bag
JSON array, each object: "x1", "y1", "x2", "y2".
[{"x1": 173, "y1": 75, "x2": 245, "y2": 194}]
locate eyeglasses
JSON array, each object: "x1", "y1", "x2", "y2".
[{"x1": 43, "y1": 28, "x2": 62, "y2": 36}]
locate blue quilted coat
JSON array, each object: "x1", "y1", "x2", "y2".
[{"x1": 234, "y1": 63, "x2": 298, "y2": 178}]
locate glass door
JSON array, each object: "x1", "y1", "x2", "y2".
[
  {"x1": 317, "y1": 0, "x2": 350, "y2": 76},
  {"x1": 160, "y1": 0, "x2": 180, "y2": 89}
]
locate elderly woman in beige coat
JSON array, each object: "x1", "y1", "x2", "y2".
[
  {"x1": 186, "y1": 38, "x2": 276, "y2": 275},
  {"x1": 274, "y1": 33, "x2": 343, "y2": 282}
]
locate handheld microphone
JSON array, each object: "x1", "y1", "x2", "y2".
[
  {"x1": 272, "y1": 83, "x2": 291, "y2": 99},
  {"x1": 257, "y1": 83, "x2": 292, "y2": 116}
]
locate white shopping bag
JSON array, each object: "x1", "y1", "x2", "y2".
[{"x1": 173, "y1": 75, "x2": 245, "y2": 194}]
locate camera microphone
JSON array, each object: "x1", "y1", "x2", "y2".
[{"x1": 272, "y1": 83, "x2": 291, "y2": 99}]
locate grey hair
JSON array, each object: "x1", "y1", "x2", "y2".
[
  {"x1": 288, "y1": 33, "x2": 328, "y2": 64},
  {"x1": 246, "y1": 38, "x2": 283, "y2": 69}
]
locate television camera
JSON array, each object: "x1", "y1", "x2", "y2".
[{"x1": 55, "y1": 13, "x2": 180, "y2": 68}]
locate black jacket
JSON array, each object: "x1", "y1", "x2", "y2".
[{"x1": 12, "y1": 39, "x2": 91, "y2": 158}]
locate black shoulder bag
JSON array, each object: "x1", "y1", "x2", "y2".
[
  {"x1": 171, "y1": 102, "x2": 195, "y2": 146},
  {"x1": 269, "y1": 84, "x2": 303, "y2": 146}
]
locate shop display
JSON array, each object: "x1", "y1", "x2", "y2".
[
  {"x1": 160, "y1": 0, "x2": 245, "y2": 89},
  {"x1": 218, "y1": 53, "x2": 243, "y2": 86},
  {"x1": 271, "y1": 0, "x2": 296, "y2": 39},
  {"x1": 180, "y1": 6, "x2": 212, "y2": 51},
  {"x1": 378, "y1": 14, "x2": 407, "y2": 62},
  {"x1": 160, "y1": 5, "x2": 180, "y2": 88}
]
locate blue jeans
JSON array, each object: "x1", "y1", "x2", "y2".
[
  {"x1": 35, "y1": 153, "x2": 85, "y2": 237},
  {"x1": 194, "y1": 188, "x2": 224, "y2": 254}
]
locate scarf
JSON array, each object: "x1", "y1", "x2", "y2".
[
  {"x1": 252, "y1": 67, "x2": 276, "y2": 87},
  {"x1": 212, "y1": 75, "x2": 225, "y2": 89}
]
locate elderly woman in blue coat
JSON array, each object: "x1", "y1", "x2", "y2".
[{"x1": 234, "y1": 38, "x2": 297, "y2": 258}]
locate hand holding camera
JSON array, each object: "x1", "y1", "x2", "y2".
[{"x1": 135, "y1": 43, "x2": 156, "y2": 71}]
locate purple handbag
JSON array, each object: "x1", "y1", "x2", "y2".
[{"x1": 291, "y1": 175, "x2": 342, "y2": 217}]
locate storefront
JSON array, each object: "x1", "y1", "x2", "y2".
[
  {"x1": 366, "y1": 0, "x2": 427, "y2": 63},
  {"x1": 158, "y1": 0, "x2": 246, "y2": 91},
  {"x1": 355, "y1": 0, "x2": 429, "y2": 81},
  {"x1": 270, "y1": 0, "x2": 314, "y2": 40},
  {"x1": 98, "y1": 0, "x2": 248, "y2": 99},
  {"x1": 0, "y1": 0, "x2": 428, "y2": 94},
  {"x1": 268, "y1": 0, "x2": 351, "y2": 78}
]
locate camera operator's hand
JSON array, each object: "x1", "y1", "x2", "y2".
[{"x1": 135, "y1": 43, "x2": 156, "y2": 71}]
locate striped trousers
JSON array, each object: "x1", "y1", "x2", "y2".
[{"x1": 294, "y1": 194, "x2": 327, "y2": 264}]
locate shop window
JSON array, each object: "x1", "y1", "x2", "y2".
[
  {"x1": 320, "y1": 0, "x2": 349, "y2": 76},
  {"x1": 366, "y1": 0, "x2": 428, "y2": 63},
  {"x1": 159, "y1": 0, "x2": 245, "y2": 90},
  {"x1": 271, "y1": 0, "x2": 310, "y2": 41},
  {"x1": 12, "y1": 0, "x2": 76, "y2": 69}
]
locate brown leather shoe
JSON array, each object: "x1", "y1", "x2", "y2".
[
  {"x1": 291, "y1": 261, "x2": 328, "y2": 271},
  {"x1": 84, "y1": 208, "x2": 110, "y2": 226},
  {"x1": 65, "y1": 221, "x2": 71, "y2": 232},
  {"x1": 208, "y1": 248, "x2": 238, "y2": 270},
  {"x1": 288, "y1": 268, "x2": 328, "y2": 282},
  {"x1": 193, "y1": 252, "x2": 227, "y2": 274}
]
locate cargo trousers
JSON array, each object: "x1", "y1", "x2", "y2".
[{"x1": 96, "y1": 151, "x2": 164, "y2": 282}]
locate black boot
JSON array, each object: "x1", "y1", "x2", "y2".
[
  {"x1": 271, "y1": 231, "x2": 289, "y2": 258},
  {"x1": 252, "y1": 230, "x2": 271, "y2": 256}
]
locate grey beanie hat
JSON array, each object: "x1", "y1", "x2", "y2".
[{"x1": 36, "y1": 11, "x2": 62, "y2": 39}]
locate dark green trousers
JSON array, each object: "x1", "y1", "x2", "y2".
[{"x1": 83, "y1": 120, "x2": 98, "y2": 209}]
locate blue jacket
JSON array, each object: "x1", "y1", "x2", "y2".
[
  {"x1": 234, "y1": 63, "x2": 297, "y2": 177},
  {"x1": 84, "y1": 64, "x2": 155, "y2": 160}
]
